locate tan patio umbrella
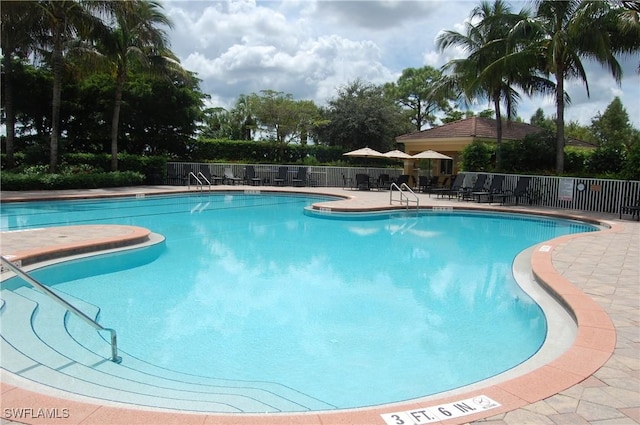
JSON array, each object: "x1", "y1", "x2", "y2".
[
  {"x1": 411, "y1": 150, "x2": 452, "y2": 160},
  {"x1": 412, "y1": 150, "x2": 452, "y2": 178},
  {"x1": 382, "y1": 149, "x2": 412, "y2": 159},
  {"x1": 343, "y1": 147, "x2": 385, "y2": 158}
]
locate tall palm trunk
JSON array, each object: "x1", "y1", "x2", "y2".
[
  {"x1": 554, "y1": 71, "x2": 565, "y2": 173},
  {"x1": 493, "y1": 94, "x2": 503, "y2": 170},
  {"x1": 110, "y1": 73, "x2": 126, "y2": 171},
  {"x1": 50, "y1": 19, "x2": 65, "y2": 174},
  {"x1": 4, "y1": 57, "x2": 16, "y2": 169}
]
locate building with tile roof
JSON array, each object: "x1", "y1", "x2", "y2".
[{"x1": 395, "y1": 117, "x2": 595, "y2": 176}]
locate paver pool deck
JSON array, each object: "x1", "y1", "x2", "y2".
[{"x1": 0, "y1": 185, "x2": 638, "y2": 425}]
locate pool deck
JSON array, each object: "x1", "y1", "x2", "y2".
[{"x1": 0, "y1": 185, "x2": 638, "y2": 425}]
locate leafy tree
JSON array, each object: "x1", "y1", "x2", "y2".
[
  {"x1": 231, "y1": 94, "x2": 256, "y2": 140},
  {"x1": 565, "y1": 121, "x2": 596, "y2": 144},
  {"x1": 384, "y1": 66, "x2": 453, "y2": 131},
  {"x1": 530, "y1": 108, "x2": 555, "y2": 131},
  {"x1": 587, "y1": 144, "x2": 626, "y2": 175},
  {"x1": 1, "y1": 60, "x2": 53, "y2": 139},
  {"x1": 1, "y1": 1, "x2": 42, "y2": 169},
  {"x1": 441, "y1": 109, "x2": 475, "y2": 124},
  {"x1": 621, "y1": 140, "x2": 640, "y2": 180},
  {"x1": 248, "y1": 90, "x2": 324, "y2": 153},
  {"x1": 460, "y1": 141, "x2": 493, "y2": 171},
  {"x1": 118, "y1": 69, "x2": 206, "y2": 157},
  {"x1": 590, "y1": 96, "x2": 636, "y2": 149},
  {"x1": 199, "y1": 107, "x2": 233, "y2": 139},
  {"x1": 499, "y1": 130, "x2": 556, "y2": 172},
  {"x1": 313, "y1": 79, "x2": 410, "y2": 152}
]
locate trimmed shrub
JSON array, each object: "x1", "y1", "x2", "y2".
[
  {"x1": 0, "y1": 171, "x2": 145, "y2": 190},
  {"x1": 460, "y1": 141, "x2": 493, "y2": 171}
]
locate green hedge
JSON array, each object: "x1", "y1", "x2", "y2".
[
  {"x1": 0, "y1": 171, "x2": 145, "y2": 190},
  {"x1": 190, "y1": 139, "x2": 344, "y2": 163}
]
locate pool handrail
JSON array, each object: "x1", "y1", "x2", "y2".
[
  {"x1": 390, "y1": 182, "x2": 419, "y2": 210},
  {"x1": 0, "y1": 256, "x2": 122, "y2": 364},
  {"x1": 188, "y1": 171, "x2": 209, "y2": 191}
]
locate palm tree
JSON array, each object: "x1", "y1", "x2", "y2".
[
  {"x1": 436, "y1": 0, "x2": 543, "y2": 169},
  {"x1": 519, "y1": 0, "x2": 624, "y2": 173},
  {"x1": 98, "y1": 0, "x2": 175, "y2": 171},
  {"x1": 611, "y1": 1, "x2": 640, "y2": 72},
  {"x1": 1, "y1": 1, "x2": 40, "y2": 169},
  {"x1": 35, "y1": 0, "x2": 110, "y2": 173}
]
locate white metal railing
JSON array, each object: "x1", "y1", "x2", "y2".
[
  {"x1": 197, "y1": 171, "x2": 212, "y2": 191},
  {"x1": 390, "y1": 182, "x2": 419, "y2": 210},
  {"x1": 188, "y1": 172, "x2": 206, "y2": 191},
  {"x1": 1, "y1": 256, "x2": 122, "y2": 363}
]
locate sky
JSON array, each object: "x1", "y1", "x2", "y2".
[{"x1": 160, "y1": 0, "x2": 640, "y2": 130}]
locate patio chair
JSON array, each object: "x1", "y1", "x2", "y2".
[
  {"x1": 418, "y1": 175, "x2": 430, "y2": 193},
  {"x1": 620, "y1": 195, "x2": 640, "y2": 221},
  {"x1": 199, "y1": 165, "x2": 223, "y2": 185},
  {"x1": 166, "y1": 163, "x2": 187, "y2": 185},
  {"x1": 223, "y1": 167, "x2": 242, "y2": 185},
  {"x1": 355, "y1": 173, "x2": 370, "y2": 190},
  {"x1": 460, "y1": 174, "x2": 488, "y2": 201},
  {"x1": 395, "y1": 175, "x2": 410, "y2": 187},
  {"x1": 471, "y1": 174, "x2": 505, "y2": 203},
  {"x1": 291, "y1": 167, "x2": 308, "y2": 187},
  {"x1": 434, "y1": 174, "x2": 465, "y2": 199},
  {"x1": 377, "y1": 174, "x2": 391, "y2": 190},
  {"x1": 342, "y1": 173, "x2": 354, "y2": 190},
  {"x1": 244, "y1": 165, "x2": 262, "y2": 186},
  {"x1": 493, "y1": 176, "x2": 531, "y2": 205},
  {"x1": 273, "y1": 166, "x2": 288, "y2": 186}
]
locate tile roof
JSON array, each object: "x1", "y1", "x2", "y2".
[{"x1": 396, "y1": 117, "x2": 545, "y2": 141}]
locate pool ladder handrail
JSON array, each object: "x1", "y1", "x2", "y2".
[
  {"x1": 0, "y1": 256, "x2": 122, "y2": 364},
  {"x1": 188, "y1": 172, "x2": 211, "y2": 191},
  {"x1": 390, "y1": 182, "x2": 419, "y2": 210}
]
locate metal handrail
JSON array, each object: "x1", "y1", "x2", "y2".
[
  {"x1": 197, "y1": 172, "x2": 212, "y2": 191},
  {"x1": 188, "y1": 172, "x2": 204, "y2": 191},
  {"x1": 390, "y1": 183, "x2": 419, "y2": 210},
  {"x1": 1, "y1": 256, "x2": 122, "y2": 363}
]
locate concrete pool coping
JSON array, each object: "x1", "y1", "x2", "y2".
[{"x1": 0, "y1": 185, "x2": 637, "y2": 425}]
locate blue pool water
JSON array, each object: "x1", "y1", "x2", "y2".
[{"x1": 0, "y1": 193, "x2": 596, "y2": 408}]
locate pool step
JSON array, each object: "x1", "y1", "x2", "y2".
[{"x1": 1, "y1": 287, "x2": 336, "y2": 413}]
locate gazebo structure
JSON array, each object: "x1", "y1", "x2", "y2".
[{"x1": 395, "y1": 117, "x2": 550, "y2": 178}]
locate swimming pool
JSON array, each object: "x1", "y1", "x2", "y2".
[{"x1": 0, "y1": 193, "x2": 597, "y2": 410}]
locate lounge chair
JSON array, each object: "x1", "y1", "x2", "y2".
[
  {"x1": 418, "y1": 175, "x2": 431, "y2": 193},
  {"x1": 376, "y1": 174, "x2": 391, "y2": 190},
  {"x1": 342, "y1": 173, "x2": 354, "y2": 190},
  {"x1": 620, "y1": 195, "x2": 640, "y2": 221},
  {"x1": 493, "y1": 176, "x2": 531, "y2": 205},
  {"x1": 199, "y1": 165, "x2": 223, "y2": 185},
  {"x1": 244, "y1": 165, "x2": 262, "y2": 186},
  {"x1": 166, "y1": 163, "x2": 187, "y2": 185},
  {"x1": 460, "y1": 174, "x2": 488, "y2": 201},
  {"x1": 273, "y1": 166, "x2": 288, "y2": 186},
  {"x1": 471, "y1": 175, "x2": 505, "y2": 203},
  {"x1": 434, "y1": 174, "x2": 465, "y2": 199},
  {"x1": 355, "y1": 173, "x2": 370, "y2": 190},
  {"x1": 291, "y1": 167, "x2": 308, "y2": 187},
  {"x1": 224, "y1": 167, "x2": 242, "y2": 185},
  {"x1": 395, "y1": 175, "x2": 410, "y2": 187}
]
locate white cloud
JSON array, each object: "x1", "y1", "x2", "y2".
[{"x1": 161, "y1": 0, "x2": 640, "y2": 128}]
